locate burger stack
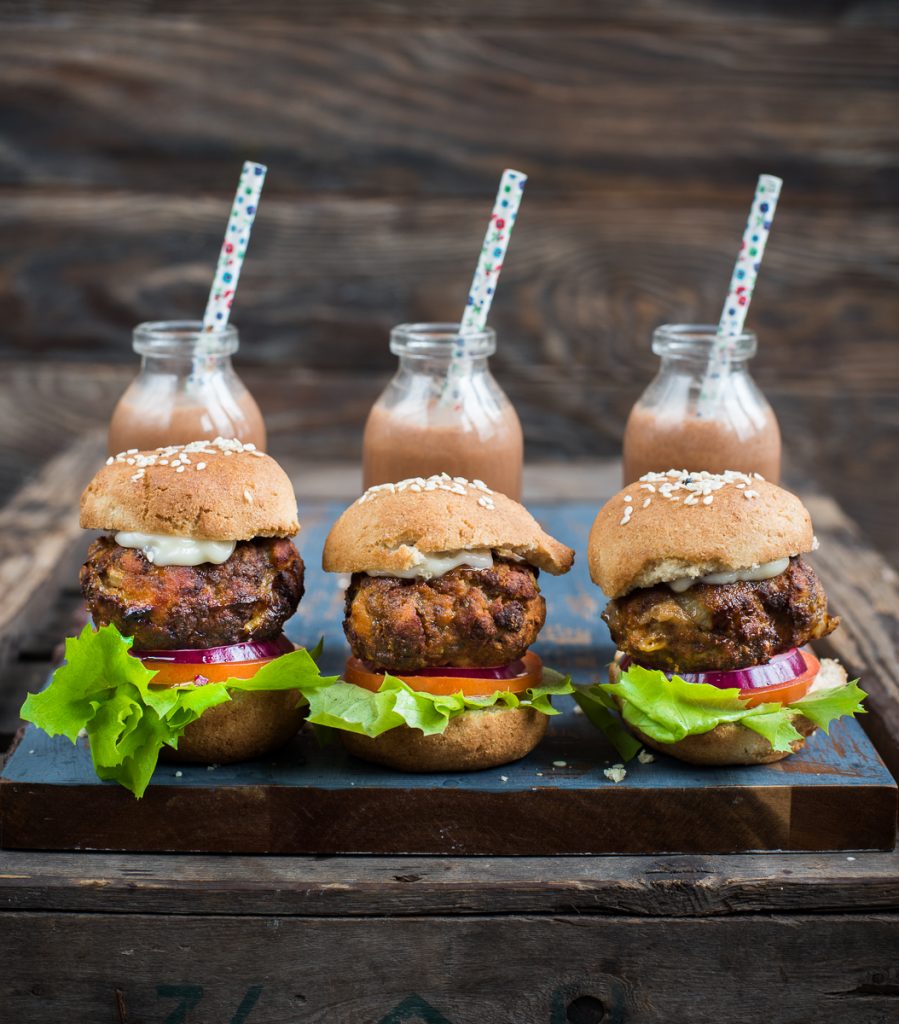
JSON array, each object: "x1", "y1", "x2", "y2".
[
  {"x1": 578, "y1": 470, "x2": 866, "y2": 765},
  {"x1": 22, "y1": 438, "x2": 328, "y2": 796},
  {"x1": 308, "y1": 474, "x2": 576, "y2": 771}
]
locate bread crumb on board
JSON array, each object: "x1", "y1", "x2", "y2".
[
  {"x1": 637, "y1": 749, "x2": 656, "y2": 764},
  {"x1": 604, "y1": 764, "x2": 627, "y2": 783}
]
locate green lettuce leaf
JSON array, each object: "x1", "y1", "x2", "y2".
[
  {"x1": 576, "y1": 663, "x2": 867, "y2": 761},
  {"x1": 300, "y1": 666, "x2": 574, "y2": 738},
  {"x1": 739, "y1": 710, "x2": 804, "y2": 751},
  {"x1": 791, "y1": 679, "x2": 867, "y2": 733},
  {"x1": 20, "y1": 624, "x2": 333, "y2": 799},
  {"x1": 573, "y1": 686, "x2": 643, "y2": 761}
]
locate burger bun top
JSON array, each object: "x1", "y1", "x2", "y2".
[
  {"x1": 589, "y1": 470, "x2": 814, "y2": 598},
  {"x1": 81, "y1": 438, "x2": 299, "y2": 540},
  {"x1": 323, "y1": 475, "x2": 574, "y2": 576}
]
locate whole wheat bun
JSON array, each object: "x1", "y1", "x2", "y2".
[
  {"x1": 322, "y1": 475, "x2": 574, "y2": 576},
  {"x1": 339, "y1": 706, "x2": 548, "y2": 771},
  {"x1": 589, "y1": 470, "x2": 814, "y2": 598},
  {"x1": 159, "y1": 687, "x2": 305, "y2": 764},
  {"x1": 609, "y1": 655, "x2": 847, "y2": 766},
  {"x1": 630, "y1": 715, "x2": 817, "y2": 766},
  {"x1": 81, "y1": 438, "x2": 299, "y2": 540}
]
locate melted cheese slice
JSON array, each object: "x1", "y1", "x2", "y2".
[
  {"x1": 115, "y1": 531, "x2": 236, "y2": 567},
  {"x1": 367, "y1": 548, "x2": 494, "y2": 580},
  {"x1": 668, "y1": 556, "x2": 790, "y2": 593}
]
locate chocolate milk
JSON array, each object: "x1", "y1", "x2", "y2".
[
  {"x1": 108, "y1": 380, "x2": 266, "y2": 454},
  {"x1": 623, "y1": 404, "x2": 781, "y2": 484},
  {"x1": 363, "y1": 401, "x2": 523, "y2": 499}
]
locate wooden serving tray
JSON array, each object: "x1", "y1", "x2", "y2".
[
  {"x1": 1, "y1": 694, "x2": 895, "y2": 855},
  {"x1": 1, "y1": 502, "x2": 895, "y2": 855}
]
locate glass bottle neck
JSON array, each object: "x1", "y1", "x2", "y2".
[
  {"x1": 396, "y1": 352, "x2": 490, "y2": 377},
  {"x1": 389, "y1": 323, "x2": 496, "y2": 383},
  {"x1": 133, "y1": 320, "x2": 239, "y2": 378},
  {"x1": 651, "y1": 323, "x2": 757, "y2": 368},
  {"x1": 139, "y1": 351, "x2": 234, "y2": 377},
  {"x1": 657, "y1": 352, "x2": 751, "y2": 378},
  {"x1": 652, "y1": 323, "x2": 757, "y2": 377}
]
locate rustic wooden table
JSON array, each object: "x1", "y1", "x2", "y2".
[{"x1": 2, "y1": 437, "x2": 898, "y2": 1023}]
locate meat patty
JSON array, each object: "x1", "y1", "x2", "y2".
[
  {"x1": 81, "y1": 536, "x2": 305, "y2": 650},
  {"x1": 603, "y1": 556, "x2": 838, "y2": 673},
  {"x1": 344, "y1": 559, "x2": 545, "y2": 671}
]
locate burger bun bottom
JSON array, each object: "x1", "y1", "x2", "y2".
[
  {"x1": 609, "y1": 655, "x2": 847, "y2": 767},
  {"x1": 629, "y1": 714, "x2": 817, "y2": 766},
  {"x1": 159, "y1": 687, "x2": 305, "y2": 764},
  {"x1": 340, "y1": 706, "x2": 547, "y2": 772}
]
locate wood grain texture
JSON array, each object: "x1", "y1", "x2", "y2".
[
  {"x1": 3, "y1": 911, "x2": 899, "y2": 1023},
  {"x1": 2, "y1": 847, "x2": 897, "y2": 917},
  {"x1": 5, "y1": 1, "x2": 899, "y2": 24},
  {"x1": 5, "y1": 713, "x2": 893, "y2": 855},
  {"x1": 2, "y1": 197, "x2": 897, "y2": 378},
  {"x1": 809, "y1": 493, "x2": 899, "y2": 780},
  {"x1": 0, "y1": 433, "x2": 99, "y2": 665},
  {"x1": 1, "y1": 13, "x2": 897, "y2": 198}
]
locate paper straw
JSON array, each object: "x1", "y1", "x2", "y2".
[
  {"x1": 460, "y1": 168, "x2": 527, "y2": 333},
  {"x1": 697, "y1": 174, "x2": 783, "y2": 415},
  {"x1": 201, "y1": 161, "x2": 267, "y2": 334},
  {"x1": 440, "y1": 168, "x2": 527, "y2": 406}
]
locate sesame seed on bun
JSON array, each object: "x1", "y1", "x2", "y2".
[
  {"x1": 322, "y1": 475, "x2": 574, "y2": 576},
  {"x1": 588, "y1": 470, "x2": 814, "y2": 598},
  {"x1": 80, "y1": 438, "x2": 300, "y2": 540}
]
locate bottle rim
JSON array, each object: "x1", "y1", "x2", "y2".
[
  {"x1": 652, "y1": 323, "x2": 757, "y2": 360},
  {"x1": 133, "y1": 320, "x2": 239, "y2": 356},
  {"x1": 390, "y1": 322, "x2": 496, "y2": 358}
]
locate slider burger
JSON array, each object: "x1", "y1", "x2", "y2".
[
  {"x1": 306, "y1": 475, "x2": 575, "y2": 771},
  {"x1": 578, "y1": 470, "x2": 866, "y2": 765},
  {"x1": 22, "y1": 438, "x2": 327, "y2": 797}
]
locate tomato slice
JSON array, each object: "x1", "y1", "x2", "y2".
[
  {"x1": 344, "y1": 650, "x2": 544, "y2": 697},
  {"x1": 139, "y1": 636, "x2": 296, "y2": 687},
  {"x1": 143, "y1": 657, "x2": 275, "y2": 688},
  {"x1": 738, "y1": 649, "x2": 820, "y2": 708}
]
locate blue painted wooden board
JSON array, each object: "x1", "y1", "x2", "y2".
[{"x1": 1, "y1": 503, "x2": 895, "y2": 855}]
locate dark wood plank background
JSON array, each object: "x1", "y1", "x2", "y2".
[{"x1": 1, "y1": 1, "x2": 897, "y2": 562}]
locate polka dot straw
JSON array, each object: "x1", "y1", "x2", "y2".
[
  {"x1": 697, "y1": 173, "x2": 783, "y2": 415},
  {"x1": 441, "y1": 168, "x2": 527, "y2": 405},
  {"x1": 201, "y1": 161, "x2": 267, "y2": 336}
]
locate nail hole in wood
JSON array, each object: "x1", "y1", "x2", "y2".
[{"x1": 566, "y1": 995, "x2": 606, "y2": 1024}]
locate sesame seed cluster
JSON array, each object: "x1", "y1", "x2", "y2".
[
  {"x1": 620, "y1": 468, "x2": 765, "y2": 526},
  {"x1": 106, "y1": 436, "x2": 267, "y2": 483},
  {"x1": 358, "y1": 473, "x2": 496, "y2": 510}
]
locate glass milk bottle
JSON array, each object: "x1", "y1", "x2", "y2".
[
  {"x1": 362, "y1": 322, "x2": 524, "y2": 499},
  {"x1": 107, "y1": 320, "x2": 266, "y2": 455},
  {"x1": 622, "y1": 324, "x2": 782, "y2": 484}
]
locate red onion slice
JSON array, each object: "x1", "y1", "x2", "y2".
[
  {"x1": 365, "y1": 660, "x2": 527, "y2": 681},
  {"x1": 130, "y1": 634, "x2": 294, "y2": 664},
  {"x1": 620, "y1": 647, "x2": 808, "y2": 692}
]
